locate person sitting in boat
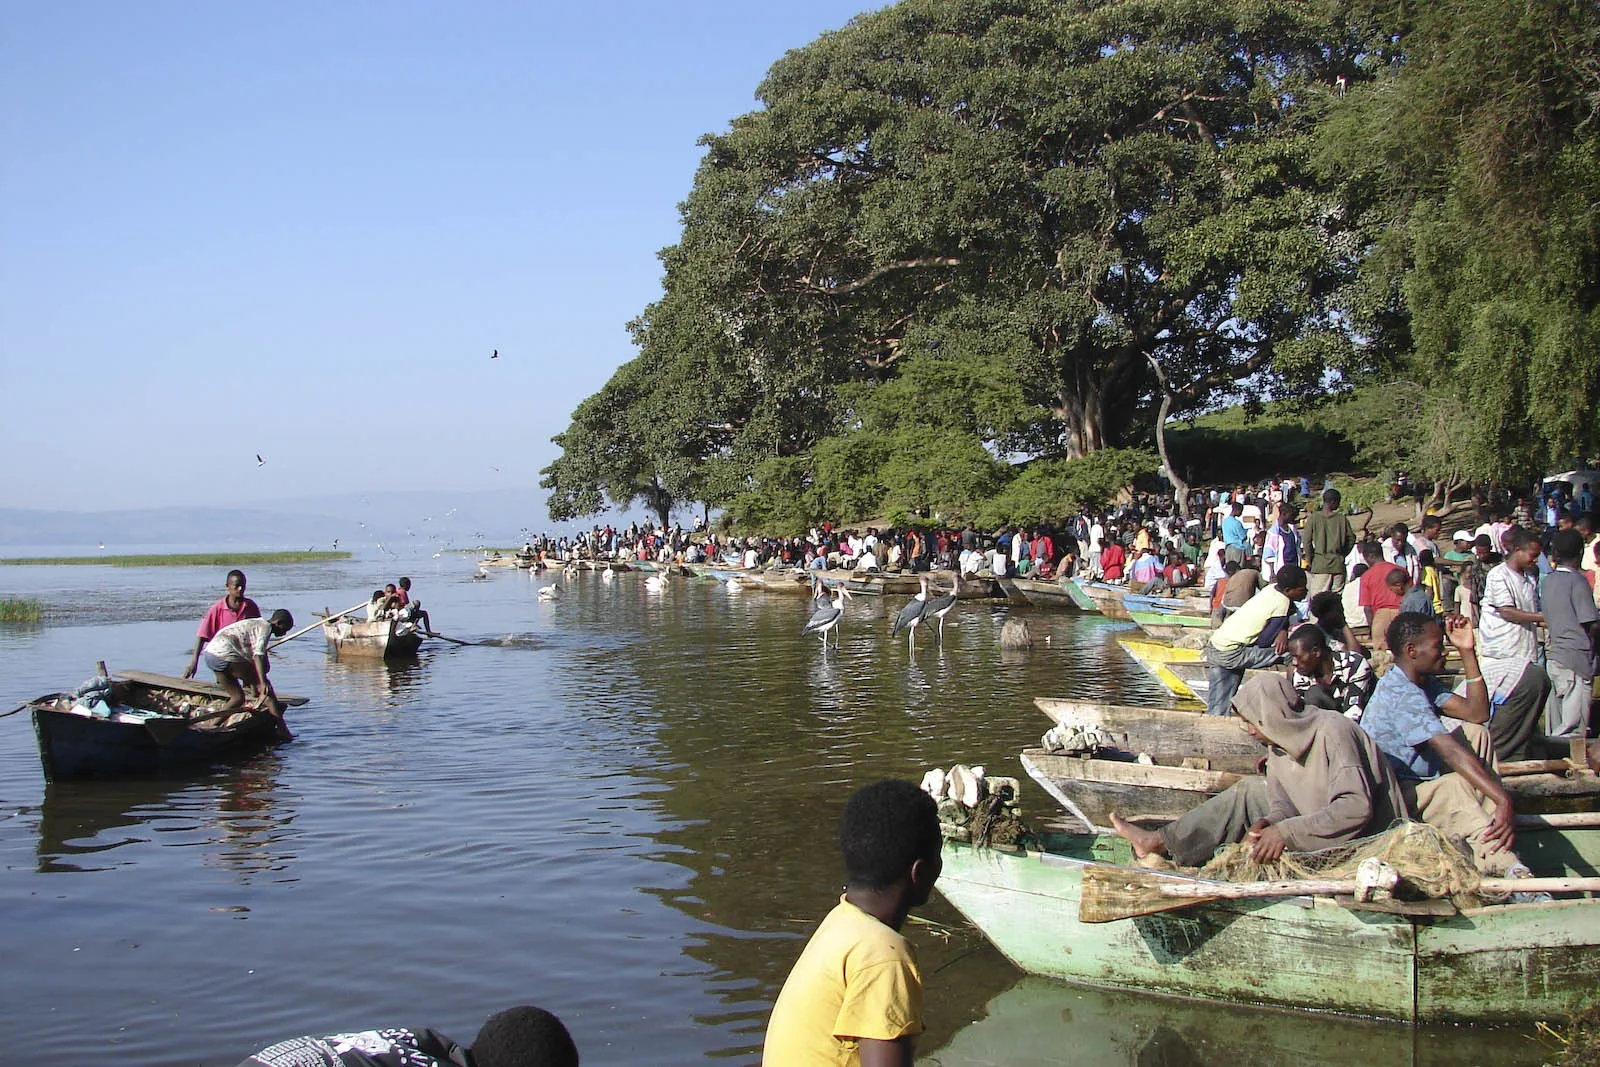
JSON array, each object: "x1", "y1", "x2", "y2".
[
  {"x1": 202, "y1": 609, "x2": 295, "y2": 740},
  {"x1": 1110, "y1": 674, "x2": 1407, "y2": 868},
  {"x1": 1356, "y1": 612, "x2": 1527, "y2": 877},
  {"x1": 1201, "y1": 565, "x2": 1306, "y2": 716},
  {"x1": 366, "y1": 590, "x2": 394, "y2": 621},
  {"x1": 237, "y1": 1004, "x2": 578, "y2": 1067},
  {"x1": 1127, "y1": 545, "x2": 1165, "y2": 594},
  {"x1": 1287, "y1": 624, "x2": 1376, "y2": 722},
  {"x1": 184, "y1": 569, "x2": 260, "y2": 680},
  {"x1": 394, "y1": 576, "x2": 432, "y2": 635}
]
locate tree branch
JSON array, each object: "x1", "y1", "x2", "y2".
[{"x1": 800, "y1": 257, "x2": 962, "y2": 295}]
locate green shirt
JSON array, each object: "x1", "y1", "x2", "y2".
[{"x1": 1305, "y1": 510, "x2": 1355, "y2": 575}]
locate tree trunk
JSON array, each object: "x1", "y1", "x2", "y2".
[
  {"x1": 1144, "y1": 356, "x2": 1190, "y2": 519},
  {"x1": 1056, "y1": 384, "x2": 1107, "y2": 459}
]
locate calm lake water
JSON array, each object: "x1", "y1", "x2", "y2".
[{"x1": 0, "y1": 557, "x2": 1554, "y2": 1066}]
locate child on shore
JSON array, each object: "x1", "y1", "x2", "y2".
[{"x1": 762, "y1": 780, "x2": 943, "y2": 1067}]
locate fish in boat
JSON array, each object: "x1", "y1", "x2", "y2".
[{"x1": 24, "y1": 669, "x2": 309, "y2": 782}]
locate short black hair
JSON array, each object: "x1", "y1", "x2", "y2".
[
  {"x1": 1361, "y1": 540, "x2": 1384, "y2": 562},
  {"x1": 473, "y1": 1005, "x2": 579, "y2": 1067},
  {"x1": 1273, "y1": 565, "x2": 1307, "y2": 592},
  {"x1": 226, "y1": 569, "x2": 247, "y2": 586},
  {"x1": 1386, "y1": 611, "x2": 1437, "y2": 656},
  {"x1": 1553, "y1": 528, "x2": 1584, "y2": 562},
  {"x1": 1507, "y1": 526, "x2": 1541, "y2": 552},
  {"x1": 268, "y1": 608, "x2": 294, "y2": 631},
  {"x1": 1323, "y1": 488, "x2": 1341, "y2": 507},
  {"x1": 839, "y1": 780, "x2": 941, "y2": 890},
  {"x1": 398, "y1": 576, "x2": 412, "y2": 590},
  {"x1": 1307, "y1": 591, "x2": 1345, "y2": 629},
  {"x1": 1288, "y1": 624, "x2": 1328, "y2": 652}
]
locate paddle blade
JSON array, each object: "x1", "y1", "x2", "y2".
[{"x1": 1078, "y1": 864, "x2": 1219, "y2": 923}]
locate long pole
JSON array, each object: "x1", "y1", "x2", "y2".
[{"x1": 271, "y1": 601, "x2": 368, "y2": 648}]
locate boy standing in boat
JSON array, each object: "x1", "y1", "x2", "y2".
[
  {"x1": 184, "y1": 569, "x2": 260, "y2": 679},
  {"x1": 763, "y1": 779, "x2": 942, "y2": 1067},
  {"x1": 204, "y1": 609, "x2": 295, "y2": 740}
]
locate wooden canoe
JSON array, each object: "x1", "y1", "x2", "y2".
[
  {"x1": 323, "y1": 617, "x2": 425, "y2": 660},
  {"x1": 1116, "y1": 638, "x2": 1207, "y2": 701},
  {"x1": 28, "y1": 670, "x2": 307, "y2": 782},
  {"x1": 935, "y1": 826, "x2": 1600, "y2": 1023},
  {"x1": 997, "y1": 576, "x2": 1091, "y2": 611}
]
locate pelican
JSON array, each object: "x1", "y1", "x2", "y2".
[
  {"x1": 890, "y1": 575, "x2": 931, "y2": 653},
  {"x1": 601, "y1": 567, "x2": 616, "y2": 583},
  {"x1": 802, "y1": 585, "x2": 852, "y2": 647},
  {"x1": 725, "y1": 578, "x2": 743, "y2": 593},
  {"x1": 921, "y1": 573, "x2": 960, "y2": 643},
  {"x1": 537, "y1": 584, "x2": 559, "y2": 601},
  {"x1": 645, "y1": 574, "x2": 666, "y2": 593}
]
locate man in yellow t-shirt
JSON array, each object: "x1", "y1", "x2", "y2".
[{"x1": 762, "y1": 780, "x2": 943, "y2": 1067}]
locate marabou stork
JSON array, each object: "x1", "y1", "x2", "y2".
[
  {"x1": 891, "y1": 575, "x2": 931, "y2": 653},
  {"x1": 801, "y1": 585, "x2": 852, "y2": 648},
  {"x1": 920, "y1": 573, "x2": 960, "y2": 643}
]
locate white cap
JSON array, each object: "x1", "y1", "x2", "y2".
[{"x1": 1451, "y1": 530, "x2": 1473, "y2": 542}]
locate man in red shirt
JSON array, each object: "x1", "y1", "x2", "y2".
[
  {"x1": 184, "y1": 569, "x2": 260, "y2": 679},
  {"x1": 1356, "y1": 541, "x2": 1404, "y2": 648}
]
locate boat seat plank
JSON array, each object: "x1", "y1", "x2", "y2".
[{"x1": 114, "y1": 670, "x2": 308, "y2": 707}]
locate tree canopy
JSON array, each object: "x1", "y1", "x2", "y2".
[{"x1": 542, "y1": 0, "x2": 1600, "y2": 533}]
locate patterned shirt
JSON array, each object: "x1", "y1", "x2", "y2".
[
  {"x1": 1357, "y1": 668, "x2": 1453, "y2": 780},
  {"x1": 1292, "y1": 648, "x2": 1377, "y2": 721}
]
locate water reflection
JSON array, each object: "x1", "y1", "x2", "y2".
[
  {"x1": 35, "y1": 756, "x2": 295, "y2": 882},
  {"x1": 924, "y1": 979, "x2": 1546, "y2": 1067},
  {"x1": 320, "y1": 654, "x2": 431, "y2": 706}
]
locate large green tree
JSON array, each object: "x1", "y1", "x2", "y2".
[
  {"x1": 1322, "y1": 0, "x2": 1600, "y2": 483},
  {"x1": 546, "y1": 0, "x2": 1390, "y2": 528}
]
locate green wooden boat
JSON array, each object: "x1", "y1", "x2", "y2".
[{"x1": 935, "y1": 829, "x2": 1600, "y2": 1023}]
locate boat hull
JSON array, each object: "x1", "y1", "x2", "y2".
[
  {"x1": 323, "y1": 619, "x2": 424, "y2": 660},
  {"x1": 998, "y1": 577, "x2": 1089, "y2": 611},
  {"x1": 935, "y1": 831, "x2": 1600, "y2": 1023}
]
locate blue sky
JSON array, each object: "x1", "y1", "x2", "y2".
[{"x1": 1, "y1": 1, "x2": 878, "y2": 512}]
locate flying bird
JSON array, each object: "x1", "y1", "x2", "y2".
[
  {"x1": 491, "y1": 349, "x2": 499, "y2": 359},
  {"x1": 256, "y1": 454, "x2": 265, "y2": 467}
]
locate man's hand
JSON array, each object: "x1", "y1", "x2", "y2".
[
  {"x1": 1444, "y1": 615, "x2": 1475, "y2": 654},
  {"x1": 1272, "y1": 630, "x2": 1289, "y2": 656},
  {"x1": 182, "y1": 659, "x2": 198, "y2": 680},
  {"x1": 1246, "y1": 820, "x2": 1288, "y2": 863},
  {"x1": 1483, "y1": 794, "x2": 1516, "y2": 852}
]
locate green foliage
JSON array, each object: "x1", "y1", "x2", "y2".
[
  {"x1": 975, "y1": 449, "x2": 1158, "y2": 528},
  {"x1": 0, "y1": 598, "x2": 43, "y2": 623}
]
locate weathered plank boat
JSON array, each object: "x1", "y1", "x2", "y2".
[
  {"x1": 1117, "y1": 638, "x2": 1206, "y2": 701},
  {"x1": 997, "y1": 576, "x2": 1090, "y2": 611},
  {"x1": 323, "y1": 616, "x2": 425, "y2": 660},
  {"x1": 935, "y1": 825, "x2": 1600, "y2": 1023},
  {"x1": 26, "y1": 669, "x2": 308, "y2": 781},
  {"x1": 1128, "y1": 610, "x2": 1213, "y2": 647},
  {"x1": 1070, "y1": 579, "x2": 1209, "y2": 620},
  {"x1": 1026, "y1": 700, "x2": 1599, "y2": 832}
]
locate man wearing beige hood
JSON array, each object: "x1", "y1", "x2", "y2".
[{"x1": 1112, "y1": 673, "x2": 1407, "y2": 867}]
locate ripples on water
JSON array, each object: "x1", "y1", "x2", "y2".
[{"x1": 0, "y1": 560, "x2": 1549, "y2": 1065}]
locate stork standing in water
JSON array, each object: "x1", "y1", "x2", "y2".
[
  {"x1": 801, "y1": 585, "x2": 852, "y2": 648},
  {"x1": 891, "y1": 575, "x2": 931, "y2": 653},
  {"x1": 921, "y1": 572, "x2": 960, "y2": 643}
]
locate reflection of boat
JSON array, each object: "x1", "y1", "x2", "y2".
[
  {"x1": 923, "y1": 976, "x2": 1544, "y2": 1067},
  {"x1": 322, "y1": 617, "x2": 425, "y2": 660},
  {"x1": 935, "y1": 827, "x2": 1600, "y2": 1023},
  {"x1": 28, "y1": 670, "x2": 307, "y2": 782}
]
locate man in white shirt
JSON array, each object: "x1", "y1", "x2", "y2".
[
  {"x1": 203, "y1": 610, "x2": 295, "y2": 738},
  {"x1": 1477, "y1": 528, "x2": 1550, "y2": 761}
]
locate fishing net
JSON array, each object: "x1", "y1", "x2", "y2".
[{"x1": 1197, "y1": 820, "x2": 1486, "y2": 902}]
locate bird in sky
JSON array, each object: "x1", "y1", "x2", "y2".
[
  {"x1": 491, "y1": 349, "x2": 499, "y2": 359},
  {"x1": 332, "y1": 539, "x2": 339, "y2": 550},
  {"x1": 256, "y1": 454, "x2": 265, "y2": 467},
  {"x1": 490, "y1": 465, "x2": 500, "y2": 473}
]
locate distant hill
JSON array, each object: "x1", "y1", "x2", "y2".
[{"x1": 0, "y1": 486, "x2": 661, "y2": 551}]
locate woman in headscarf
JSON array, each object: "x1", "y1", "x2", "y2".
[{"x1": 1111, "y1": 674, "x2": 1407, "y2": 867}]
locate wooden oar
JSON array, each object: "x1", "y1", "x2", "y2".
[
  {"x1": 1078, "y1": 864, "x2": 1600, "y2": 923},
  {"x1": 424, "y1": 631, "x2": 474, "y2": 647},
  {"x1": 270, "y1": 601, "x2": 369, "y2": 649}
]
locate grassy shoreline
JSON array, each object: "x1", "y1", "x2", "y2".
[
  {"x1": 0, "y1": 551, "x2": 352, "y2": 567},
  {"x1": 0, "y1": 597, "x2": 43, "y2": 622}
]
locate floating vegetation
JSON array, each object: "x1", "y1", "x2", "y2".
[
  {"x1": 1539, "y1": 1002, "x2": 1600, "y2": 1066},
  {"x1": 0, "y1": 552, "x2": 351, "y2": 567},
  {"x1": 0, "y1": 598, "x2": 44, "y2": 623}
]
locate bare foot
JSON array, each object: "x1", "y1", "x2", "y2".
[{"x1": 1109, "y1": 812, "x2": 1166, "y2": 860}]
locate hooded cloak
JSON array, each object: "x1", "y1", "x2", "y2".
[{"x1": 1232, "y1": 674, "x2": 1409, "y2": 852}]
